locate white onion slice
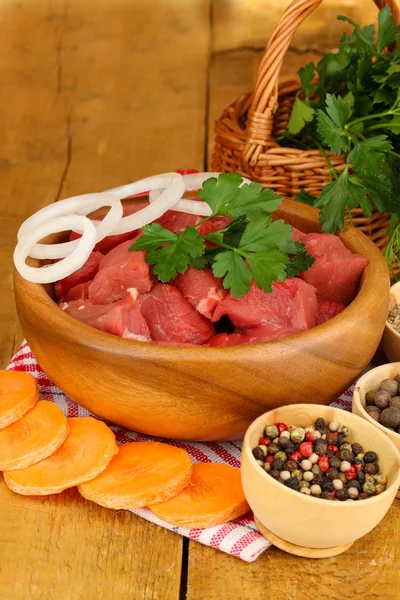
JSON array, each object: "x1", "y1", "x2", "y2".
[
  {"x1": 18, "y1": 193, "x2": 123, "y2": 260},
  {"x1": 14, "y1": 215, "x2": 97, "y2": 284},
  {"x1": 108, "y1": 173, "x2": 185, "y2": 234},
  {"x1": 148, "y1": 172, "x2": 253, "y2": 216}
]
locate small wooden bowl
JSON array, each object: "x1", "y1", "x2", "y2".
[
  {"x1": 13, "y1": 200, "x2": 390, "y2": 441},
  {"x1": 381, "y1": 280, "x2": 400, "y2": 363},
  {"x1": 241, "y1": 405, "x2": 400, "y2": 555}
]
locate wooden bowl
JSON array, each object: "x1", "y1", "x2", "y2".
[
  {"x1": 241, "y1": 404, "x2": 400, "y2": 553},
  {"x1": 381, "y1": 280, "x2": 400, "y2": 363},
  {"x1": 13, "y1": 199, "x2": 390, "y2": 441}
]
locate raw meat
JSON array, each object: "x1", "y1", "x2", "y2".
[
  {"x1": 156, "y1": 211, "x2": 200, "y2": 233},
  {"x1": 291, "y1": 226, "x2": 308, "y2": 243},
  {"x1": 197, "y1": 216, "x2": 231, "y2": 237},
  {"x1": 61, "y1": 290, "x2": 150, "y2": 341},
  {"x1": 209, "y1": 323, "x2": 302, "y2": 347},
  {"x1": 316, "y1": 300, "x2": 346, "y2": 325},
  {"x1": 174, "y1": 267, "x2": 227, "y2": 319},
  {"x1": 212, "y1": 279, "x2": 317, "y2": 331},
  {"x1": 140, "y1": 284, "x2": 215, "y2": 345},
  {"x1": 63, "y1": 281, "x2": 92, "y2": 302},
  {"x1": 69, "y1": 202, "x2": 148, "y2": 254},
  {"x1": 300, "y1": 233, "x2": 368, "y2": 304},
  {"x1": 55, "y1": 251, "x2": 103, "y2": 300},
  {"x1": 88, "y1": 238, "x2": 153, "y2": 304}
]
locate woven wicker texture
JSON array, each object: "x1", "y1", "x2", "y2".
[{"x1": 212, "y1": 0, "x2": 400, "y2": 250}]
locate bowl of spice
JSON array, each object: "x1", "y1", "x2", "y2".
[
  {"x1": 382, "y1": 280, "x2": 400, "y2": 363},
  {"x1": 241, "y1": 404, "x2": 400, "y2": 556},
  {"x1": 353, "y1": 364, "x2": 400, "y2": 492}
]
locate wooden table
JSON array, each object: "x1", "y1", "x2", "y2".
[{"x1": 1, "y1": 1, "x2": 400, "y2": 598}]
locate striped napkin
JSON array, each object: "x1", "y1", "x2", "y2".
[{"x1": 6, "y1": 342, "x2": 354, "y2": 562}]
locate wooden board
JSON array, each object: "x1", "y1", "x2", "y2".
[{"x1": 0, "y1": 0, "x2": 211, "y2": 597}]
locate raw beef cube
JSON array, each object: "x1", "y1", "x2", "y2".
[
  {"x1": 174, "y1": 267, "x2": 228, "y2": 319},
  {"x1": 69, "y1": 202, "x2": 148, "y2": 254},
  {"x1": 212, "y1": 279, "x2": 317, "y2": 330},
  {"x1": 88, "y1": 238, "x2": 152, "y2": 304},
  {"x1": 61, "y1": 291, "x2": 151, "y2": 342},
  {"x1": 291, "y1": 226, "x2": 308, "y2": 243},
  {"x1": 63, "y1": 281, "x2": 92, "y2": 302},
  {"x1": 96, "y1": 290, "x2": 151, "y2": 341},
  {"x1": 197, "y1": 216, "x2": 231, "y2": 237},
  {"x1": 300, "y1": 233, "x2": 368, "y2": 304},
  {"x1": 316, "y1": 300, "x2": 346, "y2": 325},
  {"x1": 140, "y1": 284, "x2": 215, "y2": 345},
  {"x1": 156, "y1": 211, "x2": 200, "y2": 233},
  {"x1": 209, "y1": 323, "x2": 301, "y2": 347},
  {"x1": 55, "y1": 251, "x2": 103, "y2": 300}
]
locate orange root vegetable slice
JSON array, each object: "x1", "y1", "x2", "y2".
[
  {"x1": 78, "y1": 442, "x2": 193, "y2": 509},
  {"x1": 0, "y1": 371, "x2": 39, "y2": 429},
  {"x1": 0, "y1": 401, "x2": 69, "y2": 471},
  {"x1": 4, "y1": 417, "x2": 118, "y2": 495},
  {"x1": 149, "y1": 463, "x2": 250, "y2": 528}
]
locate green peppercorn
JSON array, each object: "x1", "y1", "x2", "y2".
[
  {"x1": 326, "y1": 467, "x2": 339, "y2": 481},
  {"x1": 375, "y1": 474, "x2": 387, "y2": 485},
  {"x1": 267, "y1": 442, "x2": 280, "y2": 455},
  {"x1": 265, "y1": 425, "x2": 279, "y2": 439},
  {"x1": 274, "y1": 451, "x2": 287, "y2": 463},
  {"x1": 329, "y1": 456, "x2": 341, "y2": 469},
  {"x1": 341, "y1": 426, "x2": 350, "y2": 436},
  {"x1": 312, "y1": 464, "x2": 321, "y2": 475},
  {"x1": 290, "y1": 427, "x2": 305, "y2": 444},
  {"x1": 336, "y1": 489, "x2": 349, "y2": 501},
  {"x1": 291, "y1": 469, "x2": 303, "y2": 482},
  {"x1": 300, "y1": 480, "x2": 310, "y2": 488},
  {"x1": 375, "y1": 483, "x2": 386, "y2": 494},
  {"x1": 340, "y1": 442, "x2": 353, "y2": 452},
  {"x1": 363, "y1": 480, "x2": 376, "y2": 495},
  {"x1": 300, "y1": 487, "x2": 311, "y2": 495}
]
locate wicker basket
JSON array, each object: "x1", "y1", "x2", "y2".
[{"x1": 212, "y1": 0, "x2": 400, "y2": 253}]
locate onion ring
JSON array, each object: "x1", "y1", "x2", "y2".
[
  {"x1": 14, "y1": 215, "x2": 97, "y2": 284},
  {"x1": 18, "y1": 193, "x2": 123, "y2": 260}
]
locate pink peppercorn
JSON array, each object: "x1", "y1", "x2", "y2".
[
  {"x1": 259, "y1": 437, "x2": 271, "y2": 446},
  {"x1": 346, "y1": 467, "x2": 357, "y2": 480},
  {"x1": 299, "y1": 442, "x2": 313, "y2": 458},
  {"x1": 276, "y1": 423, "x2": 287, "y2": 434},
  {"x1": 289, "y1": 451, "x2": 303, "y2": 463},
  {"x1": 328, "y1": 445, "x2": 339, "y2": 453},
  {"x1": 318, "y1": 455, "x2": 330, "y2": 472},
  {"x1": 304, "y1": 431, "x2": 316, "y2": 443},
  {"x1": 265, "y1": 455, "x2": 274, "y2": 463}
]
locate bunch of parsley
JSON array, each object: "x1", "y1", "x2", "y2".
[
  {"x1": 281, "y1": 6, "x2": 400, "y2": 275},
  {"x1": 130, "y1": 173, "x2": 315, "y2": 298}
]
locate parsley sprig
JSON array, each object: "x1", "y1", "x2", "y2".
[
  {"x1": 130, "y1": 174, "x2": 315, "y2": 298},
  {"x1": 283, "y1": 6, "x2": 400, "y2": 275}
]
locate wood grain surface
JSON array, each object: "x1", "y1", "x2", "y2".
[{"x1": 2, "y1": 0, "x2": 400, "y2": 599}]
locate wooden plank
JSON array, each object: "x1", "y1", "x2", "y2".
[
  {"x1": 187, "y1": 501, "x2": 400, "y2": 600},
  {"x1": 0, "y1": 0, "x2": 211, "y2": 597}
]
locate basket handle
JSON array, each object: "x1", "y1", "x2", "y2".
[{"x1": 242, "y1": 0, "x2": 400, "y2": 170}]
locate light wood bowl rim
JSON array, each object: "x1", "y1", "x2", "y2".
[
  {"x1": 13, "y1": 199, "x2": 388, "y2": 357},
  {"x1": 242, "y1": 404, "x2": 400, "y2": 507},
  {"x1": 353, "y1": 364, "x2": 400, "y2": 443}
]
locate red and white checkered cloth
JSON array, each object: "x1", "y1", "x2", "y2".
[{"x1": 6, "y1": 341, "x2": 355, "y2": 562}]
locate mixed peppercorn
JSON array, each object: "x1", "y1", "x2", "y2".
[
  {"x1": 252, "y1": 417, "x2": 387, "y2": 501},
  {"x1": 365, "y1": 377, "x2": 400, "y2": 433}
]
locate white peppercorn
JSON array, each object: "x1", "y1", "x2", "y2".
[
  {"x1": 300, "y1": 487, "x2": 311, "y2": 495},
  {"x1": 313, "y1": 430, "x2": 322, "y2": 439},
  {"x1": 264, "y1": 463, "x2": 271, "y2": 473},
  {"x1": 340, "y1": 460, "x2": 351, "y2": 472},
  {"x1": 329, "y1": 421, "x2": 339, "y2": 432},
  {"x1": 310, "y1": 484, "x2": 322, "y2": 496},
  {"x1": 309, "y1": 452, "x2": 319, "y2": 464},
  {"x1": 333, "y1": 479, "x2": 343, "y2": 490},
  {"x1": 280, "y1": 430, "x2": 291, "y2": 440},
  {"x1": 300, "y1": 459, "x2": 312, "y2": 471},
  {"x1": 348, "y1": 487, "x2": 359, "y2": 499},
  {"x1": 303, "y1": 471, "x2": 314, "y2": 482},
  {"x1": 280, "y1": 470, "x2": 291, "y2": 481},
  {"x1": 256, "y1": 459, "x2": 264, "y2": 466},
  {"x1": 375, "y1": 474, "x2": 387, "y2": 485}
]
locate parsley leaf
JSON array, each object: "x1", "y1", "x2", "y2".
[
  {"x1": 294, "y1": 189, "x2": 316, "y2": 206},
  {"x1": 286, "y1": 249, "x2": 316, "y2": 277},
  {"x1": 245, "y1": 250, "x2": 288, "y2": 293},
  {"x1": 377, "y1": 5, "x2": 400, "y2": 53},
  {"x1": 228, "y1": 183, "x2": 283, "y2": 220},
  {"x1": 287, "y1": 96, "x2": 315, "y2": 135},
  {"x1": 299, "y1": 62, "x2": 317, "y2": 97},
  {"x1": 317, "y1": 95, "x2": 351, "y2": 154},
  {"x1": 146, "y1": 227, "x2": 205, "y2": 282},
  {"x1": 347, "y1": 135, "x2": 392, "y2": 175},
  {"x1": 197, "y1": 172, "x2": 242, "y2": 215},
  {"x1": 212, "y1": 251, "x2": 253, "y2": 298},
  {"x1": 129, "y1": 223, "x2": 177, "y2": 251}
]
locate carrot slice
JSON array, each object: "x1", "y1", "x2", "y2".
[
  {"x1": 78, "y1": 442, "x2": 193, "y2": 509},
  {"x1": 0, "y1": 401, "x2": 69, "y2": 471},
  {"x1": 0, "y1": 371, "x2": 39, "y2": 429},
  {"x1": 4, "y1": 417, "x2": 118, "y2": 495},
  {"x1": 149, "y1": 463, "x2": 250, "y2": 528}
]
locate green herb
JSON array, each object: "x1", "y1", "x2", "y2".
[
  {"x1": 284, "y1": 6, "x2": 400, "y2": 273},
  {"x1": 130, "y1": 173, "x2": 315, "y2": 297}
]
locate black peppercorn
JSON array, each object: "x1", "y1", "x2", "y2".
[
  {"x1": 326, "y1": 432, "x2": 338, "y2": 445},
  {"x1": 271, "y1": 458, "x2": 284, "y2": 471},
  {"x1": 326, "y1": 450, "x2": 334, "y2": 458},
  {"x1": 336, "y1": 489, "x2": 349, "y2": 501},
  {"x1": 326, "y1": 467, "x2": 339, "y2": 481},
  {"x1": 321, "y1": 491, "x2": 333, "y2": 500},
  {"x1": 321, "y1": 479, "x2": 334, "y2": 492},
  {"x1": 364, "y1": 462, "x2": 379, "y2": 475},
  {"x1": 284, "y1": 477, "x2": 300, "y2": 491},
  {"x1": 346, "y1": 480, "x2": 361, "y2": 491},
  {"x1": 364, "y1": 451, "x2": 378, "y2": 463},
  {"x1": 278, "y1": 437, "x2": 291, "y2": 449},
  {"x1": 356, "y1": 470, "x2": 365, "y2": 484},
  {"x1": 252, "y1": 447, "x2": 265, "y2": 461},
  {"x1": 312, "y1": 473, "x2": 324, "y2": 485},
  {"x1": 353, "y1": 458, "x2": 364, "y2": 469},
  {"x1": 338, "y1": 448, "x2": 354, "y2": 462},
  {"x1": 351, "y1": 442, "x2": 363, "y2": 456},
  {"x1": 314, "y1": 417, "x2": 325, "y2": 430},
  {"x1": 314, "y1": 439, "x2": 328, "y2": 455},
  {"x1": 329, "y1": 456, "x2": 341, "y2": 469},
  {"x1": 285, "y1": 442, "x2": 296, "y2": 455},
  {"x1": 336, "y1": 432, "x2": 346, "y2": 446},
  {"x1": 270, "y1": 469, "x2": 281, "y2": 480},
  {"x1": 284, "y1": 460, "x2": 297, "y2": 473},
  {"x1": 358, "y1": 492, "x2": 370, "y2": 500}
]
